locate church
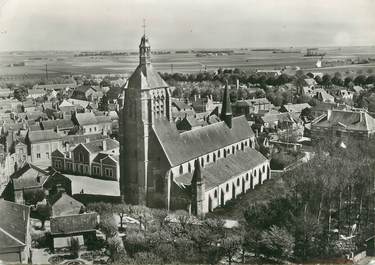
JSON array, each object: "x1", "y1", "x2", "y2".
[{"x1": 119, "y1": 32, "x2": 270, "y2": 216}]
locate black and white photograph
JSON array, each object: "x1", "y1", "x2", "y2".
[{"x1": 0, "y1": 0, "x2": 375, "y2": 264}]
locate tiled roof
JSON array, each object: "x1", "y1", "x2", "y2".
[
  {"x1": 51, "y1": 193, "x2": 84, "y2": 217},
  {"x1": 62, "y1": 134, "x2": 106, "y2": 146},
  {"x1": 50, "y1": 212, "x2": 97, "y2": 235},
  {"x1": 128, "y1": 64, "x2": 168, "y2": 90},
  {"x1": 304, "y1": 78, "x2": 317, "y2": 87},
  {"x1": 92, "y1": 152, "x2": 108, "y2": 163},
  {"x1": 96, "y1": 115, "x2": 112, "y2": 124},
  {"x1": 34, "y1": 83, "x2": 76, "y2": 90},
  {"x1": 314, "y1": 110, "x2": 375, "y2": 132},
  {"x1": 11, "y1": 163, "x2": 50, "y2": 190},
  {"x1": 153, "y1": 116, "x2": 254, "y2": 166},
  {"x1": 28, "y1": 130, "x2": 62, "y2": 143},
  {"x1": 281, "y1": 103, "x2": 311, "y2": 113},
  {"x1": 172, "y1": 99, "x2": 191, "y2": 111},
  {"x1": 75, "y1": 112, "x2": 96, "y2": 126},
  {"x1": 175, "y1": 148, "x2": 268, "y2": 190},
  {"x1": 41, "y1": 119, "x2": 75, "y2": 130},
  {"x1": 83, "y1": 138, "x2": 119, "y2": 153},
  {"x1": 0, "y1": 199, "x2": 30, "y2": 248}
]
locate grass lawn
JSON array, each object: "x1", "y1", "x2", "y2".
[{"x1": 206, "y1": 173, "x2": 288, "y2": 221}]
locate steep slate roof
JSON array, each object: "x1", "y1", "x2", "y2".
[
  {"x1": 0, "y1": 199, "x2": 30, "y2": 248},
  {"x1": 315, "y1": 110, "x2": 375, "y2": 132},
  {"x1": 127, "y1": 64, "x2": 168, "y2": 90},
  {"x1": 50, "y1": 212, "x2": 97, "y2": 235},
  {"x1": 10, "y1": 163, "x2": 50, "y2": 190},
  {"x1": 62, "y1": 133, "x2": 106, "y2": 146},
  {"x1": 153, "y1": 116, "x2": 254, "y2": 166},
  {"x1": 281, "y1": 103, "x2": 311, "y2": 113},
  {"x1": 235, "y1": 98, "x2": 271, "y2": 107},
  {"x1": 175, "y1": 148, "x2": 268, "y2": 190},
  {"x1": 304, "y1": 78, "x2": 317, "y2": 87},
  {"x1": 41, "y1": 119, "x2": 75, "y2": 130},
  {"x1": 172, "y1": 99, "x2": 192, "y2": 111},
  {"x1": 96, "y1": 115, "x2": 112, "y2": 124},
  {"x1": 28, "y1": 130, "x2": 62, "y2": 143},
  {"x1": 83, "y1": 138, "x2": 119, "y2": 153},
  {"x1": 75, "y1": 112, "x2": 97, "y2": 126},
  {"x1": 92, "y1": 152, "x2": 108, "y2": 163},
  {"x1": 51, "y1": 193, "x2": 84, "y2": 217}
]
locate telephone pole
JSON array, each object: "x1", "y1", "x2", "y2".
[{"x1": 45, "y1": 64, "x2": 48, "y2": 80}]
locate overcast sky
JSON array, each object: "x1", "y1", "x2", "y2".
[{"x1": 0, "y1": 0, "x2": 374, "y2": 51}]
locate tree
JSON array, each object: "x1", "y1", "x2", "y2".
[
  {"x1": 301, "y1": 107, "x2": 314, "y2": 121},
  {"x1": 99, "y1": 215, "x2": 118, "y2": 239},
  {"x1": 344, "y1": 76, "x2": 353, "y2": 87},
  {"x1": 260, "y1": 226, "x2": 295, "y2": 260},
  {"x1": 108, "y1": 236, "x2": 127, "y2": 262},
  {"x1": 322, "y1": 74, "x2": 332, "y2": 88},
  {"x1": 69, "y1": 237, "x2": 80, "y2": 258},
  {"x1": 14, "y1": 86, "x2": 28, "y2": 102},
  {"x1": 366, "y1": 75, "x2": 375, "y2": 85},
  {"x1": 98, "y1": 94, "x2": 109, "y2": 111},
  {"x1": 23, "y1": 189, "x2": 46, "y2": 205},
  {"x1": 35, "y1": 204, "x2": 52, "y2": 230},
  {"x1": 112, "y1": 203, "x2": 128, "y2": 230},
  {"x1": 87, "y1": 202, "x2": 113, "y2": 216},
  {"x1": 314, "y1": 75, "x2": 322, "y2": 85},
  {"x1": 100, "y1": 79, "x2": 111, "y2": 87},
  {"x1": 354, "y1": 75, "x2": 367, "y2": 86},
  {"x1": 220, "y1": 234, "x2": 242, "y2": 265}
]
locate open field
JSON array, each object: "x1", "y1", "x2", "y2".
[{"x1": 1, "y1": 46, "x2": 375, "y2": 84}]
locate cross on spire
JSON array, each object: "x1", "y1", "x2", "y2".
[{"x1": 142, "y1": 19, "x2": 146, "y2": 36}]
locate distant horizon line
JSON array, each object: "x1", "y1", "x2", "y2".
[{"x1": 1, "y1": 44, "x2": 375, "y2": 53}]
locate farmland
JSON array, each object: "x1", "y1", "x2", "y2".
[{"x1": 1, "y1": 45, "x2": 375, "y2": 84}]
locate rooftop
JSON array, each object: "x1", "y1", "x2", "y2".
[
  {"x1": 153, "y1": 116, "x2": 254, "y2": 166},
  {"x1": 175, "y1": 147, "x2": 268, "y2": 190}
]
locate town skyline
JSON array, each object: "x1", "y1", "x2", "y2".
[{"x1": 0, "y1": 0, "x2": 375, "y2": 52}]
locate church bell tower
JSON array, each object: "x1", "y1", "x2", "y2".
[{"x1": 120, "y1": 24, "x2": 172, "y2": 205}]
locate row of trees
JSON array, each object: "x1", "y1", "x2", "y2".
[
  {"x1": 310, "y1": 72, "x2": 375, "y2": 88},
  {"x1": 244, "y1": 138, "x2": 375, "y2": 261},
  {"x1": 87, "y1": 203, "x2": 246, "y2": 264}
]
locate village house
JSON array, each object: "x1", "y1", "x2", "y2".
[
  {"x1": 191, "y1": 95, "x2": 216, "y2": 113},
  {"x1": 311, "y1": 109, "x2": 375, "y2": 141},
  {"x1": 232, "y1": 98, "x2": 274, "y2": 119},
  {"x1": 1, "y1": 163, "x2": 49, "y2": 204},
  {"x1": 51, "y1": 138, "x2": 119, "y2": 180},
  {"x1": 32, "y1": 82, "x2": 77, "y2": 92},
  {"x1": 40, "y1": 119, "x2": 75, "y2": 135},
  {"x1": 279, "y1": 103, "x2": 311, "y2": 115},
  {"x1": 73, "y1": 112, "x2": 112, "y2": 135},
  {"x1": 50, "y1": 191, "x2": 85, "y2": 217},
  {"x1": 0, "y1": 199, "x2": 31, "y2": 264},
  {"x1": 50, "y1": 212, "x2": 98, "y2": 250},
  {"x1": 27, "y1": 88, "x2": 46, "y2": 99},
  {"x1": 25, "y1": 130, "x2": 63, "y2": 164}
]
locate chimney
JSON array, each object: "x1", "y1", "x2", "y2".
[
  {"x1": 327, "y1": 109, "x2": 332, "y2": 120},
  {"x1": 236, "y1": 79, "x2": 239, "y2": 90},
  {"x1": 102, "y1": 140, "x2": 107, "y2": 151},
  {"x1": 85, "y1": 138, "x2": 90, "y2": 143},
  {"x1": 65, "y1": 142, "x2": 70, "y2": 152}
]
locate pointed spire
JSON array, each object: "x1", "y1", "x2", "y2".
[
  {"x1": 139, "y1": 19, "x2": 151, "y2": 65},
  {"x1": 191, "y1": 159, "x2": 202, "y2": 184},
  {"x1": 220, "y1": 80, "x2": 232, "y2": 128}
]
